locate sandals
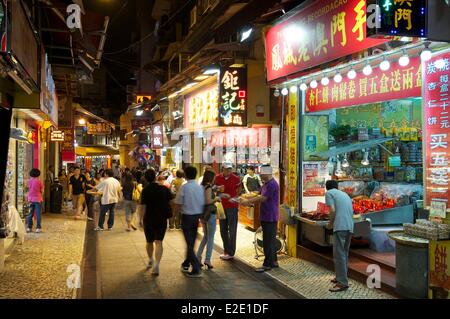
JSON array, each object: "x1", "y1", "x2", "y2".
[{"x1": 329, "y1": 284, "x2": 349, "y2": 292}]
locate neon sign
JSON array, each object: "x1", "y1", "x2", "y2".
[{"x1": 219, "y1": 66, "x2": 247, "y2": 127}]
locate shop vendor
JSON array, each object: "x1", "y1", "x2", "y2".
[{"x1": 240, "y1": 165, "x2": 280, "y2": 272}]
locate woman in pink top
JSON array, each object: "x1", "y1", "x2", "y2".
[{"x1": 26, "y1": 168, "x2": 44, "y2": 233}]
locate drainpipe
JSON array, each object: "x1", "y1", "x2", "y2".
[{"x1": 95, "y1": 16, "x2": 110, "y2": 68}]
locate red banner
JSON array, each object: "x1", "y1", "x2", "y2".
[
  {"x1": 306, "y1": 56, "x2": 422, "y2": 112},
  {"x1": 424, "y1": 50, "x2": 450, "y2": 211},
  {"x1": 265, "y1": 0, "x2": 387, "y2": 83}
]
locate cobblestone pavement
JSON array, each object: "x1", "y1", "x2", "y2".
[
  {"x1": 81, "y1": 207, "x2": 300, "y2": 299},
  {"x1": 206, "y1": 223, "x2": 396, "y2": 299},
  {"x1": 0, "y1": 208, "x2": 87, "y2": 299}
]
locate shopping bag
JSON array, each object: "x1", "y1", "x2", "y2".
[
  {"x1": 216, "y1": 202, "x2": 226, "y2": 220},
  {"x1": 133, "y1": 184, "x2": 142, "y2": 202}
]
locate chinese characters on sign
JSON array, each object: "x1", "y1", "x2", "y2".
[
  {"x1": 429, "y1": 240, "x2": 450, "y2": 299},
  {"x1": 151, "y1": 123, "x2": 163, "y2": 149},
  {"x1": 306, "y1": 56, "x2": 422, "y2": 112},
  {"x1": 219, "y1": 67, "x2": 247, "y2": 127},
  {"x1": 184, "y1": 85, "x2": 219, "y2": 130},
  {"x1": 61, "y1": 128, "x2": 75, "y2": 162},
  {"x1": 87, "y1": 122, "x2": 112, "y2": 135},
  {"x1": 288, "y1": 92, "x2": 298, "y2": 207},
  {"x1": 265, "y1": 0, "x2": 387, "y2": 82},
  {"x1": 424, "y1": 51, "x2": 450, "y2": 213},
  {"x1": 367, "y1": 0, "x2": 427, "y2": 38},
  {"x1": 50, "y1": 130, "x2": 64, "y2": 141}
]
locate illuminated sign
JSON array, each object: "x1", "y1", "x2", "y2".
[
  {"x1": 265, "y1": 0, "x2": 387, "y2": 83},
  {"x1": 87, "y1": 122, "x2": 112, "y2": 135},
  {"x1": 367, "y1": 0, "x2": 427, "y2": 38},
  {"x1": 136, "y1": 95, "x2": 152, "y2": 103},
  {"x1": 151, "y1": 123, "x2": 163, "y2": 149},
  {"x1": 184, "y1": 85, "x2": 219, "y2": 130},
  {"x1": 219, "y1": 67, "x2": 247, "y2": 127},
  {"x1": 50, "y1": 130, "x2": 64, "y2": 141},
  {"x1": 61, "y1": 128, "x2": 74, "y2": 151}
]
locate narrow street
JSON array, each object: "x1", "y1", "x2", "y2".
[{"x1": 79, "y1": 207, "x2": 301, "y2": 299}]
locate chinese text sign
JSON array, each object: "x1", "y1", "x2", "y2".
[
  {"x1": 219, "y1": 67, "x2": 247, "y2": 127},
  {"x1": 184, "y1": 85, "x2": 219, "y2": 130}
]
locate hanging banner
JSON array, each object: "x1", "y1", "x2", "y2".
[
  {"x1": 288, "y1": 91, "x2": 298, "y2": 207},
  {"x1": 306, "y1": 56, "x2": 422, "y2": 112},
  {"x1": 219, "y1": 66, "x2": 247, "y2": 127},
  {"x1": 429, "y1": 240, "x2": 450, "y2": 299},
  {"x1": 424, "y1": 50, "x2": 450, "y2": 213},
  {"x1": 265, "y1": 0, "x2": 387, "y2": 83},
  {"x1": 61, "y1": 128, "x2": 75, "y2": 152}
]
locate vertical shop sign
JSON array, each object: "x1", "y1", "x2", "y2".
[
  {"x1": 57, "y1": 96, "x2": 73, "y2": 128},
  {"x1": 429, "y1": 240, "x2": 450, "y2": 299},
  {"x1": 287, "y1": 92, "x2": 298, "y2": 207},
  {"x1": 61, "y1": 128, "x2": 75, "y2": 162},
  {"x1": 424, "y1": 51, "x2": 450, "y2": 215},
  {"x1": 219, "y1": 67, "x2": 247, "y2": 127},
  {"x1": 265, "y1": 0, "x2": 387, "y2": 82},
  {"x1": 151, "y1": 123, "x2": 163, "y2": 149}
]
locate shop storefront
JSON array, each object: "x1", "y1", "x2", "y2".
[{"x1": 264, "y1": 0, "x2": 450, "y2": 296}]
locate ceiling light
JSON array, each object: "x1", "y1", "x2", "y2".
[
  {"x1": 380, "y1": 59, "x2": 390, "y2": 71},
  {"x1": 281, "y1": 88, "x2": 289, "y2": 96},
  {"x1": 310, "y1": 80, "x2": 318, "y2": 89},
  {"x1": 347, "y1": 68, "x2": 357, "y2": 80},
  {"x1": 136, "y1": 110, "x2": 143, "y2": 116},
  {"x1": 290, "y1": 85, "x2": 297, "y2": 93},
  {"x1": 241, "y1": 28, "x2": 253, "y2": 42},
  {"x1": 399, "y1": 52, "x2": 410, "y2": 67},
  {"x1": 363, "y1": 64, "x2": 373, "y2": 76},
  {"x1": 78, "y1": 118, "x2": 86, "y2": 125},
  {"x1": 203, "y1": 68, "x2": 220, "y2": 75},
  {"x1": 420, "y1": 49, "x2": 432, "y2": 62},
  {"x1": 333, "y1": 73, "x2": 343, "y2": 83},
  {"x1": 273, "y1": 88, "x2": 280, "y2": 97},
  {"x1": 299, "y1": 83, "x2": 308, "y2": 91},
  {"x1": 321, "y1": 76, "x2": 329, "y2": 86}
]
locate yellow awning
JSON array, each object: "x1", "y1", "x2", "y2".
[{"x1": 75, "y1": 145, "x2": 119, "y2": 156}]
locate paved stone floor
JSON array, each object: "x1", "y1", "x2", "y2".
[
  {"x1": 80, "y1": 207, "x2": 301, "y2": 299},
  {"x1": 209, "y1": 223, "x2": 396, "y2": 299},
  {"x1": 0, "y1": 208, "x2": 87, "y2": 299}
]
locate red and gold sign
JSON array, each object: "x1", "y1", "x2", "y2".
[
  {"x1": 429, "y1": 240, "x2": 450, "y2": 299},
  {"x1": 61, "y1": 128, "x2": 74, "y2": 152},
  {"x1": 424, "y1": 50, "x2": 450, "y2": 213},
  {"x1": 306, "y1": 56, "x2": 422, "y2": 112},
  {"x1": 265, "y1": 0, "x2": 387, "y2": 83},
  {"x1": 288, "y1": 91, "x2": 298, "y2": 207},
  {"x1": 184, "y1": 85, "x2": 218, "y2": 130},
  {"x1": 136, "y1": 95, "x2": 152, "y2": 103}
]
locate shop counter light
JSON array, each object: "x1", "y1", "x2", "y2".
[
  {"x1": 320, "y1": 76, "x2": 329, "y2": 86},
  {"x1": 347, "y1": 68, "x2": 357, "y2": 80},
  {"x1": 363, "y1": 64, "x2": 373, "y2": 76},
  {"x1": 399, "y1": 51, "x2": 410, "y2": 67},
  {"x1": 281, "y1": 88, "x2": 289, "y2": 96},
  {"x1": 290, "y1": 85, "x2": 297, "y2": 93},
  {"x1": 380, "y1": 58, "x2": 391, "y2": 71},
  {"x1": 333, "y1": 73, "x2": 343, "y2": 83},
  {"x1": 300, "y1": 83, "x2": 308, "y2": 91},
  {"x1": 309, "y1": 80, "x2": 318, "y2": 89},
  {"x1": 273, "y1": 88, "x2": 280, "y2": 97}
]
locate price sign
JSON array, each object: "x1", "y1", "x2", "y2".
[{"x1": 430, "y1": 201, "x2": 447, "y2": 219}]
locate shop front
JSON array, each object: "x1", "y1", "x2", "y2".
[{"x1": 264, "y1": 0, "x2": 450, "y2": 296}]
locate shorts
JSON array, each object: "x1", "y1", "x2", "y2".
[{"x1": 144, "y1": 225, "x2": 167, "y2": 242}]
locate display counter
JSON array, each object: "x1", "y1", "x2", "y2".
[{"x1": 238, "y1": 203, "x2": 260, "y2": 231}]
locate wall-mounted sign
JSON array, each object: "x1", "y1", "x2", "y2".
[
  {"x1": 306, "y1": 56, "x2": 422, "y2": 112},
  {"x1": 265, "y1": 0, "x2": 387, "y2": 83},
  {"x1": 50, "y1": 130, "x2": 64, "y2": 141},
  {"x1": 40, "y1": 53, "x2": 58, "y2": 126},
  {"x1": 219, "y1": 67, "x2": 247, "y2": 127},
  {"x1": 151, "y1": 123, "x2": 163, "y2": 149},
  {"x1": 136, "y1": 95, "x2": 152, "y2": 104},
  {"x1": 184, "y1": 85, "x2": 218, "y2": 130},
  {"x1": 424, "y1": 50, "x2": 450, "y2": 212},
  {"x1": 61, "y1": 128, "x2": 74, "y2": 151},
  {"x1": 57, "y1": 96, "x2": 73, "y2": 128},
  {"x1": 366, "y1": 0, "x2": 427, "y2": 38},
  {"x1": 87, "y1": 122, "x2": 112, "y2": 135}
]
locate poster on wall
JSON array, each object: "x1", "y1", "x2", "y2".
[
  {"x1": 423, "y1": 50, "x2": 450, "y2": 213},
  {"x1": 429, "y1": 240, "x2": 450, "y2": 299},
  {"x1": 303, "y1": 162, "x2": 330, "y2": 197},
  {"x1": 303, "y1": 115, "x2": 329, "y2": 160}
]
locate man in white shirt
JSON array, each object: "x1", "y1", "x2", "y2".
[{"x1": 90, "y1": 169, "x2": 122, "y2": 231}]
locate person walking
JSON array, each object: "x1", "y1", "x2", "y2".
[
  {"x1": 137, "y1": 168, "x2": 174, "y2": 276},
  {"x1": 91, "y1": 169, "x2": 122, "y2": 231},
  {"x1": 58, "y1": 170, "x2": 69, "y2": 208},
  {"x1": 175, "y1": 166, "x2": 205, "y2": 278},
  {"x1": 169, "y1": 170, "x2": 185, "y2": 230},
  {"x1": 240, "y1": 165, "x2": 280, "y2": 272},
  {"x1": 196, "y1": 170, "x2": 223, "y2": 269},
  {"x1": 26, "y1": 168, "x2": 44, "y2": 233},
  {"x1": 324, "y1": 180, "x2": 354, "y2": 292},
  {"x1": 69, "y1": 167, "x2": 87, "y2": 220},
  {"x1": 84, "y1": 171, "x2": 96, "y2": 221},
  {"x1": 122, "y1": 171, "x2": 138, "y2": 231},
  {"x1": 215, "y1": 162, "x2": 241, "y2": 260}
]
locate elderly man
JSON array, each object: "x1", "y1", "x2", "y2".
[{"x1": 240, "y1": 165, "x2": 279, "y2": 272}]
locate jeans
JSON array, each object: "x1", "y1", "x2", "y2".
[
  {"x1": 333, "y1": 231, "x2": 352, "y2": 287},
  {"x1": 85, "y1": 195, "x2": 94, "y2": 219},
  {"x1": 98, "y1": 203, "x2": 116, "y2": 229},
  {"x1": 123, "y1": 200, "x2": 136, "y2": 223},
  {"x1": 261, "y1": 221, "x2": 278, "y2": 267},
  {"x1": 181, "y1": 213, "x2": 202, "y2": 273},
  {"x1": 169, "y1": 201, "x2": 181, "y2": 229},
  {"x1": 27, "y1": 202, "x2": 42, "y2": 229},
  {"x1": 197, "y1": 214, "x2": 217, "y2": 263},
  {"x1": 219, "y1": 207, "x2": 238, "y2": 256}
]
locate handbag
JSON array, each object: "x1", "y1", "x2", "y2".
[
  {"x1": 132, "y1": 183, "x2": 142, "y2": 202},
  {"x1": 215, "y1": 202, "x2": 226, "y2": 220},
  {"x1": 202, "y1": 204, "x2": 217, "y2": 222}
]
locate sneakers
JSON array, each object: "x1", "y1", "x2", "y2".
[
  {"x1": 181, "y1": 265, "x2": 190, "y2": 273},
  {"x1": 35, "y1": 228, "x2": 42, "y2": 233},
  {"x1": 186, "y1": 271, "x2": 202, "y2": 278},
  {"x1": 219, "y1": 254, "x2": 234, "y2": 260},
  {"x1": 94, "y1": 227, "x2": 104, "y2": 231},
  {"x1": 255, "y1": 266, "x2": 272, "y2": 273},
  {"x1": 26, "y1": 228, "x2": 31, "y2": 233}
]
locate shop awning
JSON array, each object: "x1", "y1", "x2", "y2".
[{"x1": 75, "y1": 145, "x2": 119, "y2": 156}]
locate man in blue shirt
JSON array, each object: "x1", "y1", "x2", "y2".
[
  {"x1": 175, "y1": 166, "x2": 205, "y2": 278},
  {"x1": 325, "y1": 180, "x2": 354, "y2": 292}
]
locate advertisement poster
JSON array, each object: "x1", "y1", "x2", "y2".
[
  {"x1": 303, "y1": 115, "x2": 328, "y2": 160},
  {"x1": 429, "y1": 240, "x2": 450, "y2": 299},
  {"x1": 303, "y1": 162, "x2": 329, "y2": 197}
]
